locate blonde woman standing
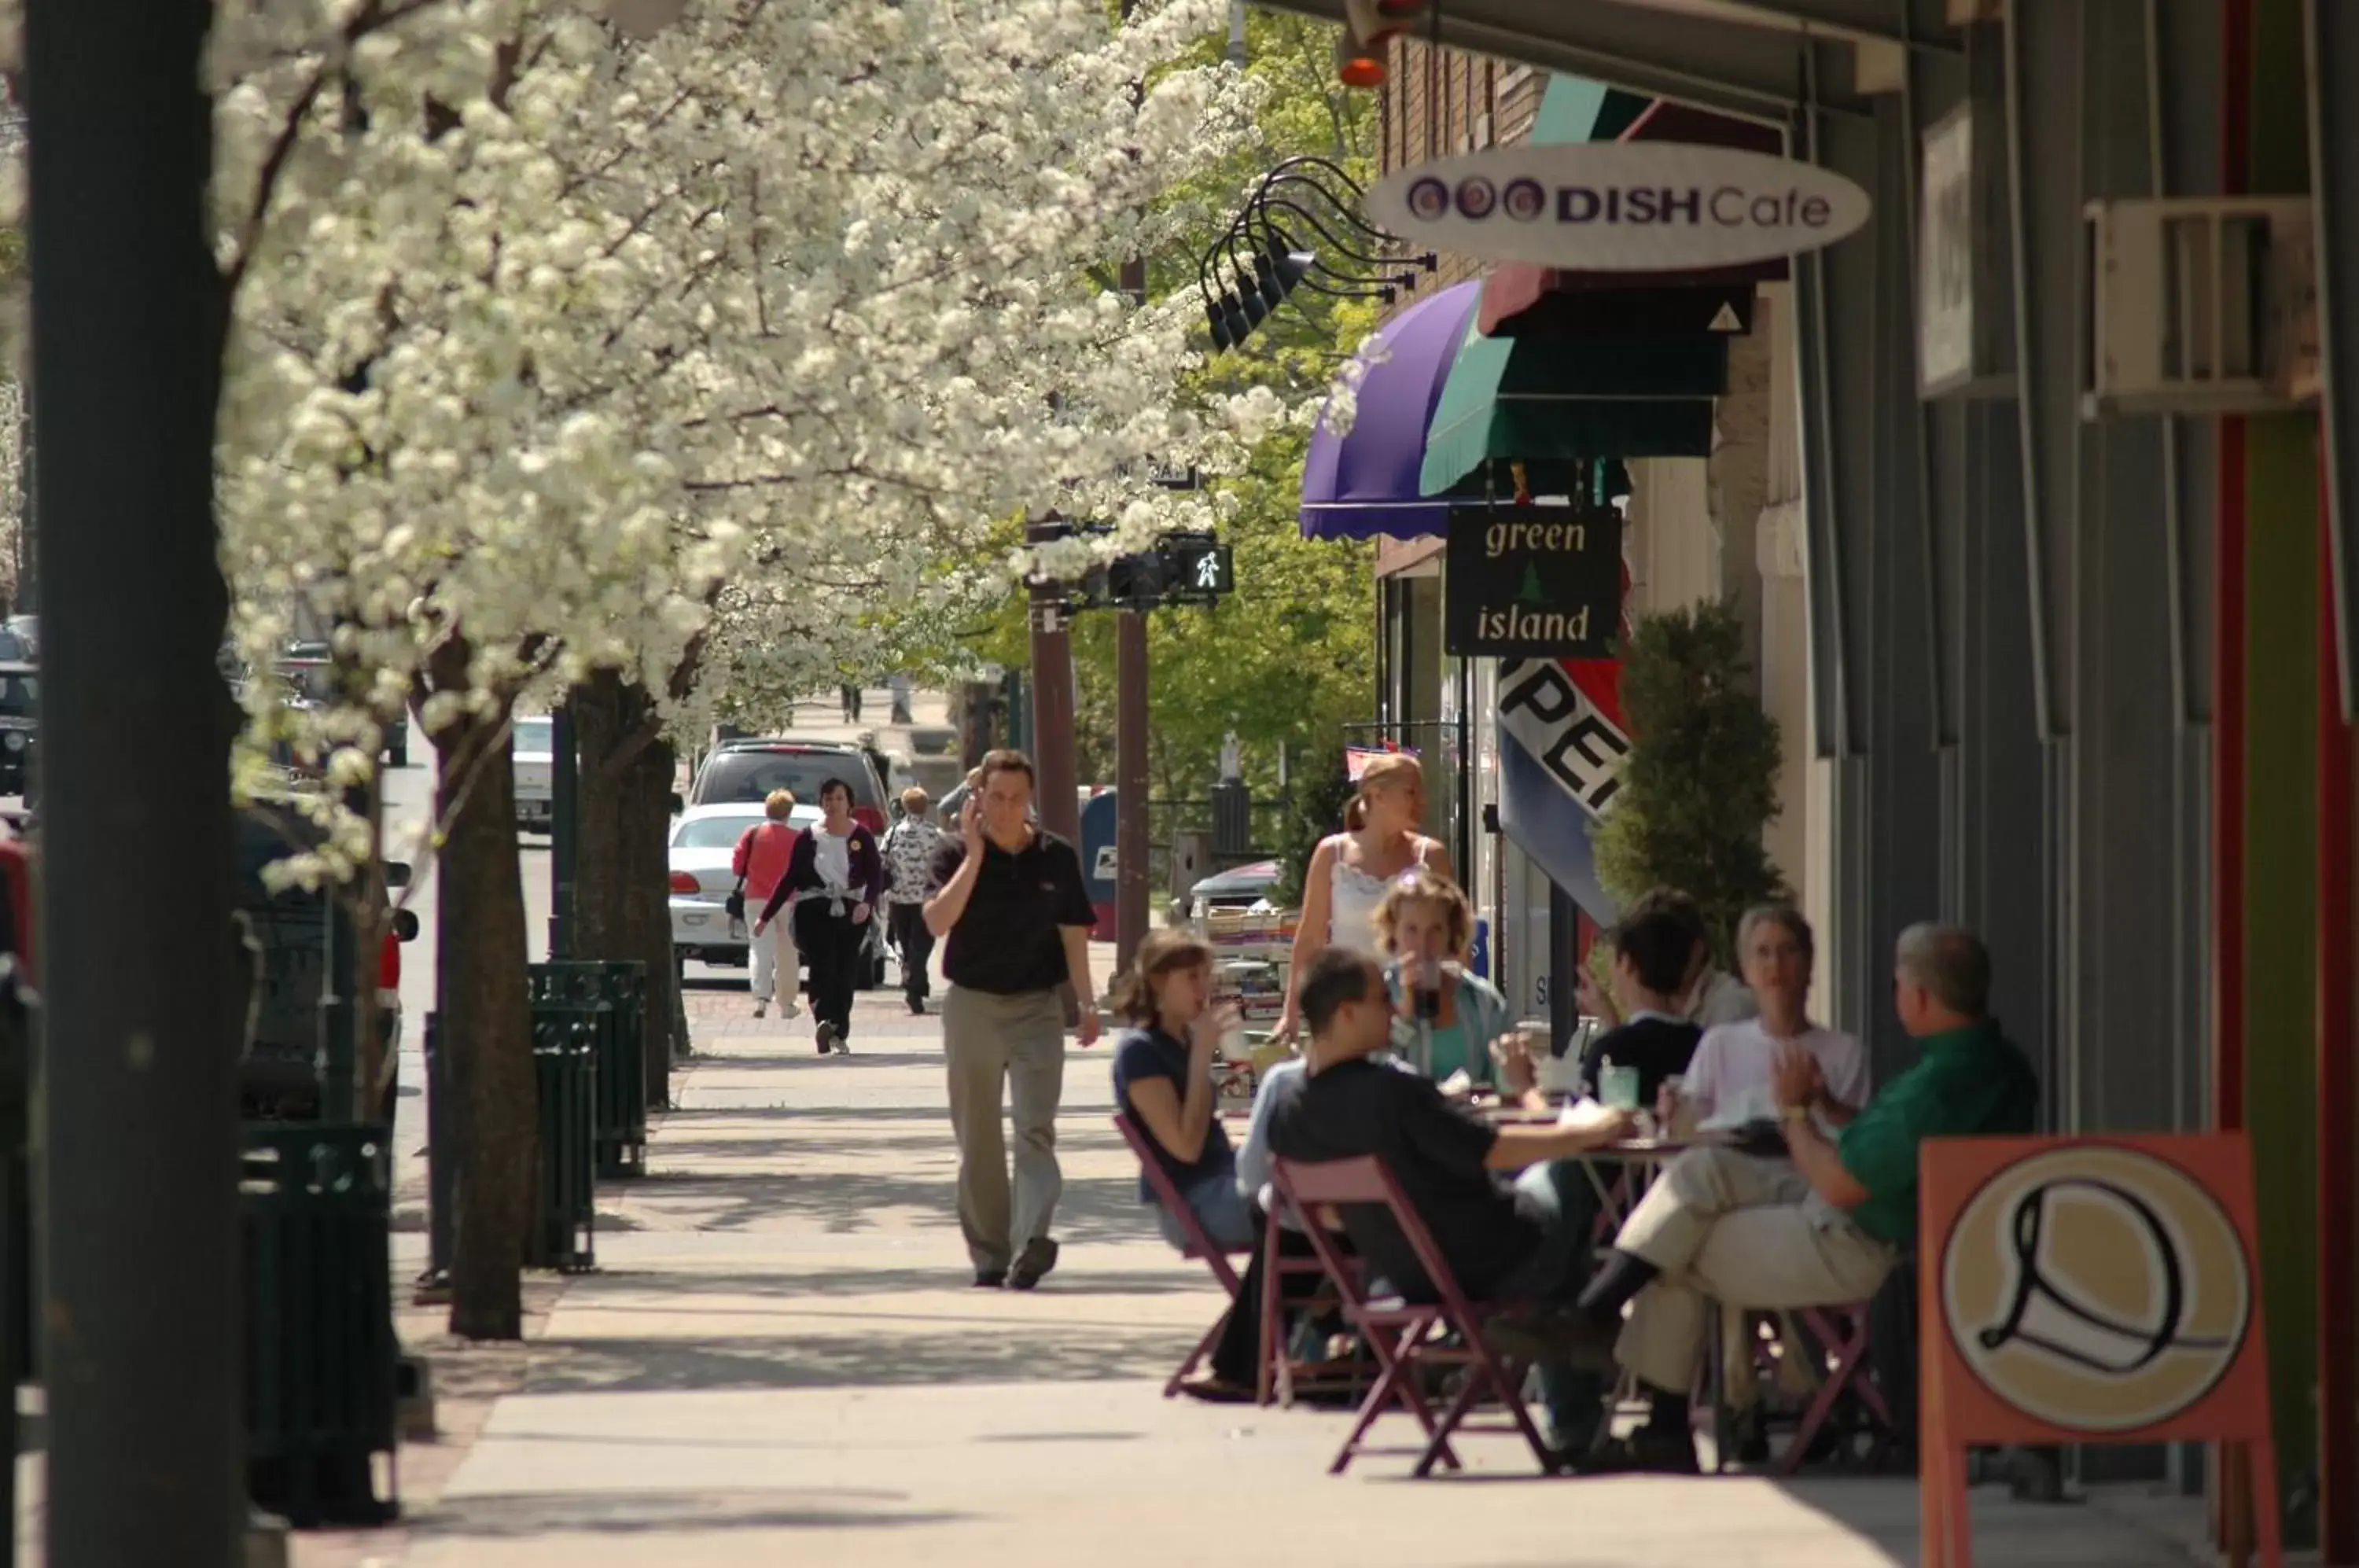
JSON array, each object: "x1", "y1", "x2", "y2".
[{"x1": 1275, "y1": 753, "x2": 1452, "y2": 1042}]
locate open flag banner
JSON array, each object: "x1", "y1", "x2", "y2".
[
  {"x1": 1345, "y1": 743, "x2": 1414, "y2": 781},
  {"x1": 1496, "y1": 657, "x2": 1631, "y2": 820},
  {"x1": 1492, "y1": 554, "x2": 1634, "y2": 926}
]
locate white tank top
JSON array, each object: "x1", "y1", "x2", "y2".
[{"x1": 1327, "y1": 838, "x2": 1432, "y2": 952}]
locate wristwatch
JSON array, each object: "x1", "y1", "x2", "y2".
[{"x1": 1779, "y1": 1103, "x2": 1812, "y2": 1125}]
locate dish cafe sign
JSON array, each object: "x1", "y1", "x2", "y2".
[
  {"x1": 1367, "y1": 142, "x2": 1873, "y2": 271},
  {"x1": 1444, "y1": 504, "x2": 1623, "y2": 661}
]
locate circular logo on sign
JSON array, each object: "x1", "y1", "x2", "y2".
[
  {"x1": 1404, "y1": 177, "x2": 1451, "y2": 223},
  {"x1": 1502, "y1": 179, "x2": 1547, "y2": 222},
  {"x1": 1454, "y1": 177, "x2": 1496, "y2": 220},
  {"x1": 1941, "y1": 1145, "x2": 2250, "y2": 1434}
]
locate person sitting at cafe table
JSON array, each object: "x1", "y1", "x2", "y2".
[
  {"x1": 1110, "y1": 929, "x2": 1253, "y2": 1256},
  {"x1": 1564, "y1": 908, "x2": 1707, "y2": 1110},
  {"x1": 1539, "y1": 923, "x2": 2038, "y2": 1474},
  {"x1": 1577, "y1": 886, "x2": 1757, "y2": 1032},
  {"x1": 1375, "y1": 868, "x2": 1511, "y2": 1090},
  {"x1": 1662, "y1": 904, "x2": 1869, "y2": 1138},
  {"x1": 1268, "y1": 947, "x2": 1636, "y2": 1448},
  {"x1": 1110, "y1": 929, "x2": 1272, "y2": 1403}
]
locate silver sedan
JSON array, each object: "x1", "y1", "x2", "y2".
[{"x1": 669, "y1": 802, "x2": 819, "y2": 964}]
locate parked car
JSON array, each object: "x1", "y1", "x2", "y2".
[
  {"x1": 234, "y1": 801, "x2": 420, "y2": 1121},
  {"x1": 0, "y1": 663, "x2": 33, "y2": 797},
  {"x1": 513, "y1": 714, "x2": 554, "y2": 833},
  {"x1": 1187, "y1": 859, "x2": 1282, "y2": 928},
  {"x1": 668, "y1": 801, "x2": 817, "y2": 965},
  {"x1": 687, "y1": 739, "x2": 888, "y2": 834}
]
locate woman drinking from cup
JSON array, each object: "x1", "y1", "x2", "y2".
[{"x1": 1371, "y1": 869, "x2": 1511, "y2": 1092}]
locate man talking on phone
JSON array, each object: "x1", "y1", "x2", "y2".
[{"x1": 925, "y1": 749, "x2": 1101, "y2": 1290}]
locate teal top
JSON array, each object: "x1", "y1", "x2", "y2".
[{"x1": 1385, "y1": 963, "x2": 1514, "y2": 1087}]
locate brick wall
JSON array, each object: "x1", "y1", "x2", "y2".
[{"x1": 1377, "y1": 41, "x2": 1543, "y2": 293}]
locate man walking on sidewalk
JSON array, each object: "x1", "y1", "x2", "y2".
[
  {"x1": 925, "y1": 749, "x2": 1101, "y2": 1290},
  {"x1": 881, "y1": 786, "x2": 945, "y2": 1014}
]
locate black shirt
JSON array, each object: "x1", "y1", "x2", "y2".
[
  {"x1": 930, "y1": 830, "x2": 1097, "y2": 995},
  {"x1": 1266, "y1": 1056, "x2": 1541, "y2": 1302},
  {"x1": 1578, "y1": 1014, "x2": 1702, "y2": 1108},
  {"x1": 1111, "y1": 1027, "x2": 1236, "y2": 1202}
]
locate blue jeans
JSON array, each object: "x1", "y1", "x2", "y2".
[
  {"x1": 1499, "y1": 1159, "x2": 1606, "y2": 1443},
  {"x1": 1154, "y1": 1169, "x2": 1258, "y2": 1253}
]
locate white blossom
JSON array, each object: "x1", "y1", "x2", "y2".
[{"x1": 188, "y1": 0, "x2": 1265, "y2": 870}]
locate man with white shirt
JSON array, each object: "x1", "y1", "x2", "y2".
[
  {"x1": 1658, "y1": 904, "x2": 1866, "y2": 1449},
  {"x1": 1670, "y1": 906, "x2": 1868, "y2": 1132}
]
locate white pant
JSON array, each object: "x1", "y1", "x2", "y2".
[{"x1": 750, "y1": 902, "x2": 799, "y2": 1003}]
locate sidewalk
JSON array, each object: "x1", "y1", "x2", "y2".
[{"x1": 315, "y1": 980, "x2": 2215, "y2": 1568}]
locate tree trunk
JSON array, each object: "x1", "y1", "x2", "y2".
[
  {"x1": 426, "y1": 640, "x2": 535, "y2": 1341},
  {"x1": 572, "y1": 670, "x2": 684, "y2": 1111}
]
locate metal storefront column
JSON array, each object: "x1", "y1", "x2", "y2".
[
  {"x1": 2302, "y1": 0, "x2": 2359, "y2": 1552},
  {"x1": 2001, "y1": 0, "x2": 2081, "y2": 1112},
  {"x1": 1794, "y1": 84, "x2": 1941, "y2": 1070}
]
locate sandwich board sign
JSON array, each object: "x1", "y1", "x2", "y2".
[
  {"x1": 1918, "y1": 1132, "x2": 2280, "y2": 1567},
  {"x1": 1367, "y1": 140, "x2": 1871, "y2": 273}
]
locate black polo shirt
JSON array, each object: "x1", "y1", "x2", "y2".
[
  {"x1": 1267, "y1": 1056, "x2": 1542, "y2": 1303},
  {"x1": 930, "y1": 830, "x2": 1097, "y2": 995}
]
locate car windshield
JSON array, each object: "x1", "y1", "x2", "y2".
[
  {"x1": 0, "y1": 675, "x2": 33, "y2": 711},
  {"x1": 513, "y1": 717, "x2": 554, "y2": 753},
  {"x1": 695, "y1": 749, "x2": 878, "y2": 809},
  {"x1": 673, "y1": 814, "x2": 765, "y2": 849}
]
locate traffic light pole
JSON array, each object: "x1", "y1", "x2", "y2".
[
  {"x1": 1026, "y1": 517, "x2": 1082, "y2": 848},
  {"x1": 27, "y1": 3, "x2": 246, "y2": 1563},
  {"x1": 1115, "y1": 609, "x2": 1150, "y2": 971},
  {"x1": 1113, "y1": 252, "x2": 1152, "y2": 973}
]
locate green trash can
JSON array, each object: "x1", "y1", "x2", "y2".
[
  {"x1": 242, "y1": 1122, "x2": 399, "y2": 1527},
  {"x1": 528, "y1": 1007, "x2": 598, "y2": 1273},
  {"x1": 528, "y1": 960, "x2": 647, "y2": 1179}
]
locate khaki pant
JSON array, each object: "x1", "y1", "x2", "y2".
[
  {"x1": 1614, "y1": 1143, "x2": 1896, "y2": 1396},
  {"x1": 749, "y1": 903, "x2": 797, "y2": 1007},
  {"x1": 942, "y1": 985, "x2": 1068, "y2": 1274}
]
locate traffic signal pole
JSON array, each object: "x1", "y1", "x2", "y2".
[
  {"x1": 1114, "y1": 254, "x2": 1151, "y2": 974},
  {"x1": 1026, "y1": 517, "x2": 1082, "y2": 849},
  {"x1": 1115, "y1": 609, "x2": 1150, "y2": 970}
]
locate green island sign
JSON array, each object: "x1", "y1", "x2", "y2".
[{"x1": 1443, "y1": 503, "x2": 1623, "y2": 660}]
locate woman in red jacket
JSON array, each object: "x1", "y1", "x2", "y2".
[{"x1": 733, "y1": 790, "x2": 802, "y2": 1020}]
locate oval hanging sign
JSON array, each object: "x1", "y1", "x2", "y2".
[{"x1": 1365, "y1": 141, "x2": 1873, "y2": 271}]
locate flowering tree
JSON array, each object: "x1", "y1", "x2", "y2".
[{"x1": 200, "y1": 0, "x2": 1272, "y2": 1337}]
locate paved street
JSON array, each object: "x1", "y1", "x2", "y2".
[{"x1": 301, "y1": 861, "x2": 2213, "y2": 1566}]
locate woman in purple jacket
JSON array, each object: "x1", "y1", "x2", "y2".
[{"x1": 756, "y1": 778, "x2": 885, "y2": 1054}]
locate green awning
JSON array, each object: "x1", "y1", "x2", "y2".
[
  {"x1": 1419, "y1": 73, "x2": 1720, "y2": 497},
  {"x1": 1418, "y1": 311, "x2": 1723, "y2": 496}
]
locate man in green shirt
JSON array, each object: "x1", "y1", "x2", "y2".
[{"x1": 1546, "y1": 922, "x2": 2039, "y2": 1472}]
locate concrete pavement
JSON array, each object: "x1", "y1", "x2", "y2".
[{"x1": 296, "y1": 966, "x2": 2221, "y2": 1568}]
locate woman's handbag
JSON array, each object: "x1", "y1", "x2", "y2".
[{"x1": 725, "y1": 825, "x2": 756, "y2": 920}]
